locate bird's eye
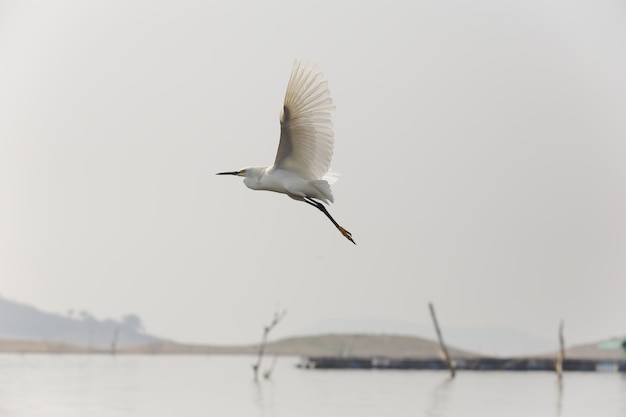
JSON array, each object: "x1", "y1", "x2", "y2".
[{"x1": 239, "y1": 169, "x2": 246, "y2": 175}]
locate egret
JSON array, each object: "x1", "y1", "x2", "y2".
[{"x1": 217, "y1": 61, "x2": 355, "y2": 244}]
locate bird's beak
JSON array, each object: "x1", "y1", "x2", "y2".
[{"x1": 216, "y1": 171, "x2": 240, "y2": 176}]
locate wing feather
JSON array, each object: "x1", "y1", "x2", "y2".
[{"x1": 274, "y1": 61, "x2": 335, "y2": 180}]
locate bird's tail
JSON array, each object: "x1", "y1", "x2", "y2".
[{"x1": 311, "y1": 180, "x2": 334, "y2": 204}]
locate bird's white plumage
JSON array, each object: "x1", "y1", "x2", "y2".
[
  {"x1": 274, "y1": 61, "x2": 335, "y2": 181},
  {"x1": 217, "y1": 61, "x2": 355, "y2": 243}
]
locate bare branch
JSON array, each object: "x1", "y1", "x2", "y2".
[{"x1": 253, "y1": 309, "x2": 287, "y2": 382}]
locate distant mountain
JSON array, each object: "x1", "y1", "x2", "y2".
[
  {"x1": 0, "y1": 296, "x2": 163, "y2": 349},
  {"x1": 3, "y1": 296, "x2": 622, "y2": 360}
]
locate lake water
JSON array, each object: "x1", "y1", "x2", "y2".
[{"x1": 0, "y1": 354, "x2": 624, "y2": 417}]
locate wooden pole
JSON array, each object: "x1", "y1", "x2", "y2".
[
  {"x1": 556, "y1": 320, "x2": 565, "y2": 378},
  {"x1": 429, "y1": 302, "x2": 456, "y2": 378}
]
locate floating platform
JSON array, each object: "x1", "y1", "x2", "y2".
[{"x1": 298, "y1": 357, "x2": 626, "y2": 372}]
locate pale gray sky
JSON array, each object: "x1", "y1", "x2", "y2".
[{"x1": 1, "y1": 0, "x2": 625, "y2": 348}]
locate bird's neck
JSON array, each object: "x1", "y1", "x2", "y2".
[{"x1": 243, "y1": 167, "x2": 268, "y2": 190}]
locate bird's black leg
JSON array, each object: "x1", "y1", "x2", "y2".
[
  {"x1": 303, "y1": 197, "x2": 341, "y2": 229},
  {"x1": 303, "y1": 197, "x2": 355, "y2": 244}
]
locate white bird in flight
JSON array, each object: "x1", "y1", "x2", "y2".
[{"x1": 217, "y1": 61, "x2": 355, "y2": 244}]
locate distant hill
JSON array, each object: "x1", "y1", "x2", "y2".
[
  {"x1": 120, "y1": 333, "x2": 478, "y2": 358},
  {"x1": 297, "y1": 318, "x2": 556, "y2": 356},
  {"x1": 262, "y1": 333, "x2": 477, "y2": 358},
  {"x1": 0, "y1": 296, "x2": 163, "y2": 349}
]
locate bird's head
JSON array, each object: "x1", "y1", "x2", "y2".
[{"x1": 217, "y1": 167, "x2": 267, "y2": 191}]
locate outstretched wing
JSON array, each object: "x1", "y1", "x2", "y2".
[{"x1": 274, "y1": 61, "x2": 335, "y2": 180}]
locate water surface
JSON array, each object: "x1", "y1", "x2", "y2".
[{"x1": 0, "y1": 354, "x2": 623, "y2": 417}]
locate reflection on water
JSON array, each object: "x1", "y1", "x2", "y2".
[
  {"x1": 622, "y1": 373, "x2": 626, "y2": 417},
  {"x1": 0, "y1": 354, "x2": 624, "y2": 417},
  {"x1": 254, "y1": 379, "x2": 276, "y2": 417},
  {"x1": 555, "y1": 376, "x2": 563, "y2": 417},
  {"x1": 426, "y1": 377, "x2": 454, "y2": 417}
]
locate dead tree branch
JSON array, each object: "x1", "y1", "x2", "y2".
[{"x1": 252, "y1": 309, "x2": 287, "y2": 382}]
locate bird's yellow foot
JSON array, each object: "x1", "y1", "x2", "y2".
[{"x1": 338, "y1": 226, "x2": 355, "y2": 244}]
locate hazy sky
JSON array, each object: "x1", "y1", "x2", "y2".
[{"x1": 1, "y1": 0, "x2": 625, "y2": 348}]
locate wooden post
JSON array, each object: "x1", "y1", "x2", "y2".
[
  {"x1": 556, "y1": 320, "x2": 565, "y2": 378},
  {"x1": 429, "y1": 302, "x2": 456, "y2": 378},
  {"x1": 252, "y1": 310, "x2": 287, "y2": 382}
]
